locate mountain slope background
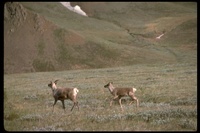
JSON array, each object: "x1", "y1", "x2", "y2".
[{"x1": 4, "y1": 2, "x2": 197, "y2": 74}]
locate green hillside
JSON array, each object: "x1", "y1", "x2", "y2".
[{"x1": 4, "y1": 2, "x2": 197, "y2": 74}]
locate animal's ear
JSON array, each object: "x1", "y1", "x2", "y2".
[{"x1": 54, "y1": 80, "x2": 59, "y2": 84}]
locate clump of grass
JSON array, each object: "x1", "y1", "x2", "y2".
[
  {"x1": 125, "y1": 108, "x2": 197, "y2": 122},
  {"x1": 139, "y1": 102, "x2": 171, "y2": 108},
  {"x1": 152, "y1": 118, "x2": 173, "y2": 125},
  {"x1": 23, "y1": 94, "x2": 38, "y2": 100},
  {"x1": 179, "y1": 119, "x2": 197, "y2": 130},
  {"x1": 87, "y1": 113, "x2": 125, "y2": 123},
  {"x1": 170, "y1": 97, "x2": 197, "y2": 106},
  {"x1": 31, "y1": 125, "x2": 63, "y2": 131},
  {"x1": 162, "y1": 108, "x2": 195, "y2": 118},
  {"x1": 20, "y1": 114, "x2": 43, "y2": 121},
  {"x1": 4, "y1": 112, "x2": 19, "y2": 121},
  {"x1": 24, "y1": 126, "x2": 61, "y2": 131}
]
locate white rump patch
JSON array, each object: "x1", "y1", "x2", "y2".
[
  {"x1": 73, "y1": 88, "x2": 79, "y2": 95},
  {"x1": 133, "y1": 88, "x2": 137, "y2": 93}
]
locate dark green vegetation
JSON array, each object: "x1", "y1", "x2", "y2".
[{"x1": 4, "y1": 2, "x2": 197, "y2": 131}]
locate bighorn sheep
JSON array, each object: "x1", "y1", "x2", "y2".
[
  {"x1": 48, "y1": 80, "x2": 79, "y2": 112},
  {"x1": 104, "y1": 82, "x2": 139, "y2": 111}
]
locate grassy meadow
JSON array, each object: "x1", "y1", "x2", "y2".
[
  {"x1": 4, "y1": 62, "x2": 197, "y2": 131},
  {"x1": 4, "y1": 2, "x2": 197, "y2": 131}
]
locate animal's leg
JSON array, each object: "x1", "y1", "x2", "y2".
[
  {"x1": 61, "y1": 100, "x2": 65, "y2": 111},
  {"x1": 71, "y1": 101, "x2": 79, "y2": 111},
  {"x1": 110, "y1": 95, "x2": 118, "y2": 107},
  {"x1": 76, "y1": 102, "x2": 79, "y2": 111},
  {"x1": 52, "y1": 99, "x2": 58, "y2": 112},
  {"x1": 134, "y1": 96, "x2": 139, "y2": 107},
  {"x1": 71, "y1": 102, "x2": 76, "y2": 111},
  {"x1": 118, "y1": 98, "x2": 124, "y2": 111},
  {"x1": 129, "y1": 96, "x2": 139, "y2": 107}
]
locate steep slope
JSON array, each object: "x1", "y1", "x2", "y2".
[{"x1": 4, "y1": 2, "x2": 197, "y2": 74}]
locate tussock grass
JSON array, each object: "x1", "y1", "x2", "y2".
[{"x1": 4, "y1": 63, "x2": 197, "y2": 131}]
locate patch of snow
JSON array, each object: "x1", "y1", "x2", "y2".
[
  {"x1": 156, "y1": 33, "x2": 164, "y2": 40},
  {"x1": 73, "y1": 5, "x2": 88, "y2": 16},
  {"x1": 60, "y1": 2, "x2": 88, "y2": 17}
]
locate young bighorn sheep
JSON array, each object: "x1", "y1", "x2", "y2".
[
  {"x1": 48, "y1": 80, "x2": 79, "y2": 112},
  {"x1": 104, "y1": 82, "x2": 139, "y2": 111}
]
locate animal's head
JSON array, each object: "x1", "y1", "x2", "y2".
[
  {"x1": 48, "y1": 80, "x2": 59, "y2": 89},
  {"x1": 104, "y1": 82, "x2": 113, "y2": 88}
]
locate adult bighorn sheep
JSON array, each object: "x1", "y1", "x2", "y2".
[
  {"x1": 48, "y1": 80, "x2": 79, "y2": 112},
  {"x1": 104, "y1": 82, "x2": 139, "y2": 111}
]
